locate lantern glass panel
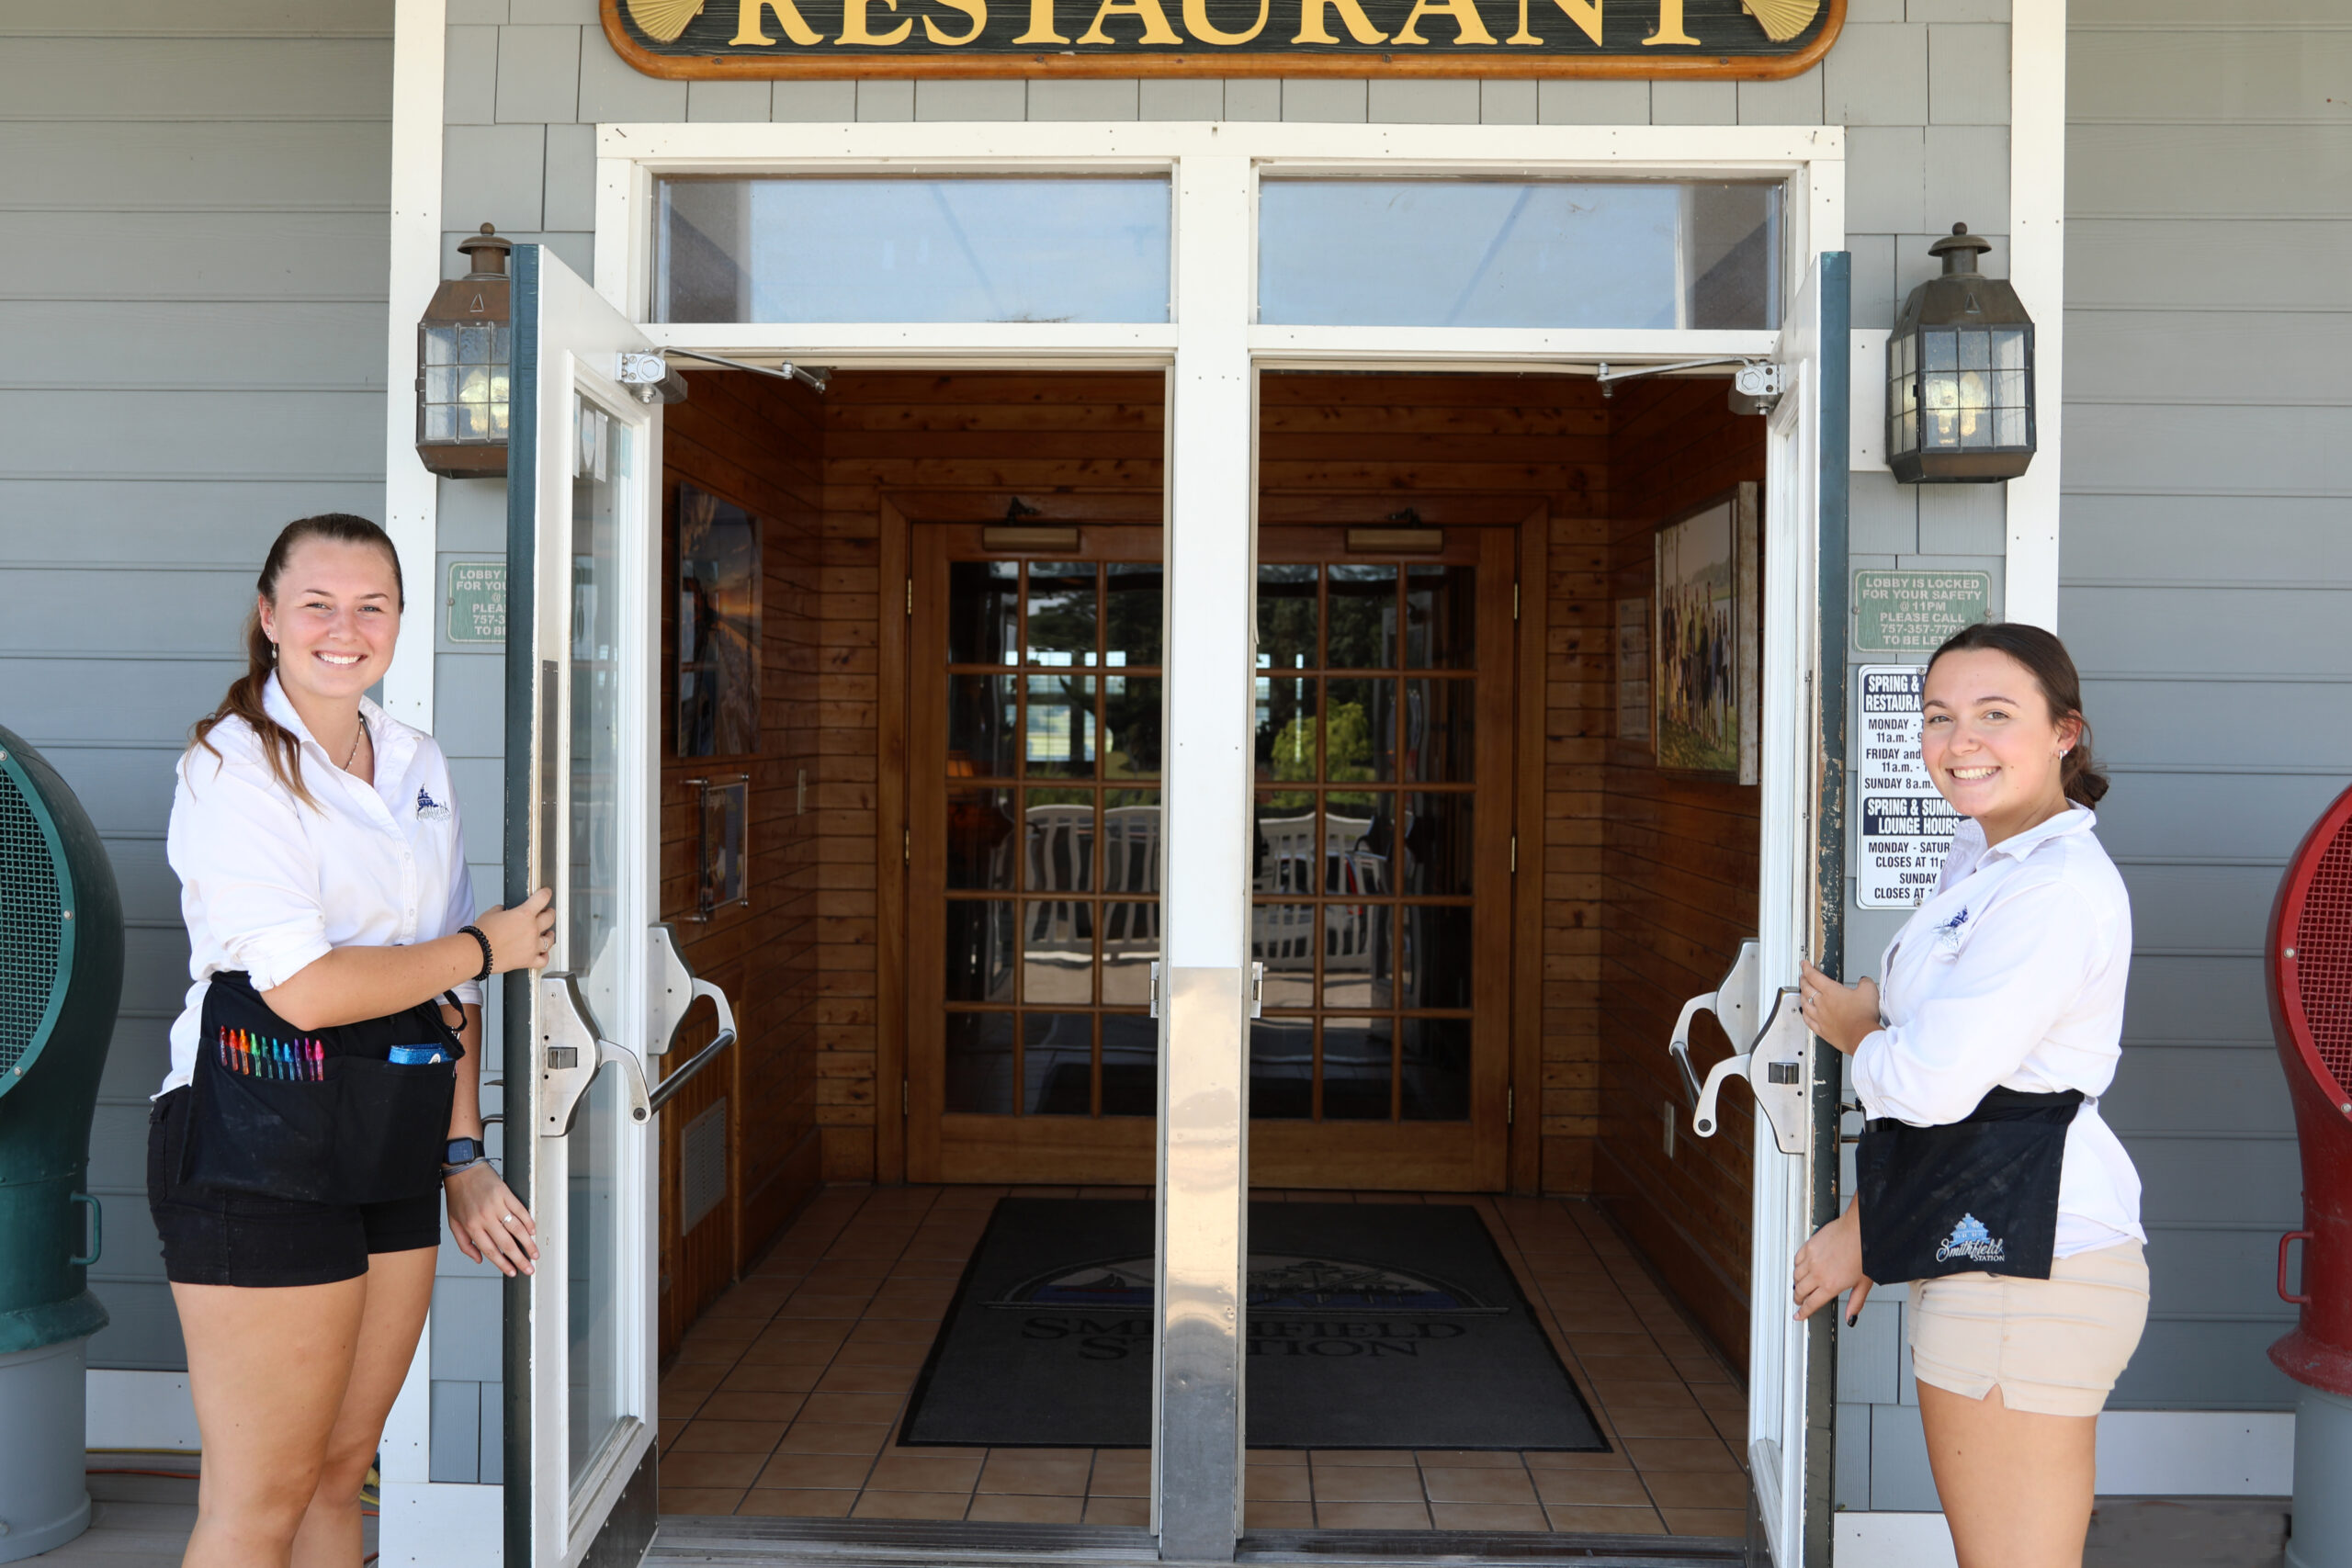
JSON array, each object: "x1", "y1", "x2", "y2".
[{"x1": 424, "y1": 325, "x2": 458, "y2": 367}]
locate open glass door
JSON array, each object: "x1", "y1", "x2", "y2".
[
  {"x1": 503, "y1": 244, "x2": 664, "y2": 1568},
  {"x1": 1741, "y1": 250, "x2": 1849, "y2": 1567}
]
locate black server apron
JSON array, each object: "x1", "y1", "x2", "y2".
[
  {"x1": 179, "y1": 970, "x2": 464, "y2": 1205},
  {"x1": 1855, "y1": 1085, "x2": 2082, "y2": 1283}
]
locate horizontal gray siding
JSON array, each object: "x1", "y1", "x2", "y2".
[
  {"x1": 2060, "y1": 2, "x2": 2352, "y2": 1411},
  {"x1": 0, "y1": 6, "x2": 395, "y2": 1371}
]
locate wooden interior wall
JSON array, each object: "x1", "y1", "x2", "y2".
[
  {"x1": 663, "y1": 372, "x2": 1634, "y2": 1252},
  {"x1": 1595, "y1": 378, "x2": 1767, "y2": 1368},
  {"x1": 803, "y1": 371, "x2": 1616, "y2": 1192},
  {"x1": 657, "y1": 370, "x2": 826, "y2": 1360},
  {"x1": 814, "y1": 372, "x2": 1170, "y2": 1182}
]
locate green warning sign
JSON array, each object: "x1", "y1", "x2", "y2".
[
  {"x1": 446, "y1": 560, "x2": 506, "y2": 644},
  {"x1": 1852, "y1": 570, "x2": 1991, "y2": 654}
]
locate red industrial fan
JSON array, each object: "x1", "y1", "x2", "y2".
[{"x1": 2267, "y1": 781, "x2": 2352, "y2": 1568}]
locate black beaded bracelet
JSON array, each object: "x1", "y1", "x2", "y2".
[{"x1": 458, "y1": 924, "x2": 493, "y2": 982}]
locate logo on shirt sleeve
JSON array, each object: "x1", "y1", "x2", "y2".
[
  {"x1": 1935, "y1": 1213, "x2": 2005, "y2": 1264},
  {"x1": 416, "y1": 787, "x2": 452, "y2": 822}
]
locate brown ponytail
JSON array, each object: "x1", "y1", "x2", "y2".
[
  {"x1": 1925, "y1": 621, "x2": 2109, "y2": 808},
  {"x1": 188, "y1": 514, "x2": 405, "y2": 811}
]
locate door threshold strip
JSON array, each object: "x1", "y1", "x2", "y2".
[{"x1": 644, "y1": 1517, "x2": 1743, "y2": 1567}]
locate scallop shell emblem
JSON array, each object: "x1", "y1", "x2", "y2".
[
  {"x1": 624, "y1": 0, "x2": 710, "y2": 42},
  {"x1": 1737, "y1": 0, "x2": 1820, "y2": 42}
]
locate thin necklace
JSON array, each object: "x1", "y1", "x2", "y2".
[{"x1": 344, "y1": 717, "x2": 366, "y2": 773}]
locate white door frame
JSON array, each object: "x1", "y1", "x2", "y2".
[{"x1": 587, "y1": 119, "x2": 1845, "y2": 1562}]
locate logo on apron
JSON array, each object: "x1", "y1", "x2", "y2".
[{"x1": 1936, "y1": 1213, "x2": 2006, "y2": 1265}]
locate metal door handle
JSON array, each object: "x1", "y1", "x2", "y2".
[
  {"x1": 650, "y1": 921, "x2": 737, "y2": 1057},
  {"x1": 1690, "y1": 986, "x2": 1810, "y2": 1156},
  {"x1": 1667, "y1": 994, "x2": 1713, "y2": 1105},
  {"x1": 539, "y1": 972, "x2": 628, "y2": 1136},
  {"x1": 1667, "y1": 940, "x2": 1762, "y2": 1107}
]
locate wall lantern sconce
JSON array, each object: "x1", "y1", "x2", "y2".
[
  {"x1": 1886, "y1": 224, "x2": 2036, "y2": 484},
  {"x1": 415, "y1": 224, "x2": 513, "y2": 479}
]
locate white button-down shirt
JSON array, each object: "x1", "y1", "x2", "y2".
[
  {"x1": 161, "y1": 674, "x2": 481, "y2": 1096},
  {"x1": 1852, "y1": 806, "x2": 2145, "y2": 1258}
]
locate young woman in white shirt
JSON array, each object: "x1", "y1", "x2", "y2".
[
  {"x1": 149, "y1": 514, "x2": 555, "y2": 1568},
  {"x1": 1791, "y1": 622, "x2": 2146, "y2": 1568}
]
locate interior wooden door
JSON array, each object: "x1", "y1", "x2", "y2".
[
  {"x1": 1245, "y1": 525, "x2": 1518, "y2": 1190},
  {"x1": 907, "y1": 523, "x2": 1165, "y2": 1184}
]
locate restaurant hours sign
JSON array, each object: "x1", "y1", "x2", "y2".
[
  {"x1": 605, "y1": 0, "x2": 1842, "y2": 74},
  {"x1": 1856, "y1": 665, "x2": 1959, "y2": 909}
]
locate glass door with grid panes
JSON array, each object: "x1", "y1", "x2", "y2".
[
  {"x1": 1246, "y1": 525, "x2": 1517, "y2": 1190},
  {"x1": 908, "y1": 524, "x2": 1165, "y2": 1183}
]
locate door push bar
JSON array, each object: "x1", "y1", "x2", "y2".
[
  {"x1": 538, "y1": 972, "x2": 650, "y2": 1135},
  {"x1": 1692, "y1": 988, "x2": 1811, "y2": 1156},
  {"x1": 1667, "y1": 939, "x2": 1811, "y2": 1156},
  {"x1": 538, "y1": 927, "x2": 742, "y2": 1134},
  {"x1": 1668, "y1": 941, "x2": 1762, "y2": 1107},
  {"x1": 644, "y1": 922, "x2": 740, "y2": 1114}
]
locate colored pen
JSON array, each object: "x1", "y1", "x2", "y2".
[{"x1": 236, "y1": 1030, "x2": 250, "y2": 1076}]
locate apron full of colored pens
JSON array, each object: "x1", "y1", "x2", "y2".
[{"x1": 215, "y1": 1027, "x2": 323, "y2": 1081}]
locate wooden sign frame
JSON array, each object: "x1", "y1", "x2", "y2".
[{"x1": 602, "y1": 0, "x2": 1844, "y2": 79}]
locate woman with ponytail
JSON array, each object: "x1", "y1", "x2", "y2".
[
  {"x1": 152, "y1": 514, "x2": 554, "y2": 1567},
  {"x1": 1787, "y1": 621, "x2": 2143, "y2": 1568}
]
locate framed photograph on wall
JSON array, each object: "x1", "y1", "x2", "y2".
[
  {"x1": 695, "y1": 774, "x2": 751, "y2": 920},
  {"x1": 676, "y1": 482, "x2": 762, "y2": 758},
  {"x1": 1653, "y1": 484, "x2": 1759, "y2": 779},
  {"x1": 1615, "y1": 596, "x2": 1651, "y2": 745}
]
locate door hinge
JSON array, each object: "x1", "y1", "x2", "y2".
[
  {"x1": 1507, "y1": 1087, "x2": 1516, "y2": 1125},
  {"x1": 903, "y1": 827, "x2": 910, "y2": 863},
  {"x1": 1512, "y1": 581, "x2": 1521, "y2": 621},
  {"x1": 906, "y1": 578, "x2": 913, "y2": 615},
  {"x1": 902, "y1": 1078, "x2": 910, "y2": 1116},
  {"x1": 1510, "y1": 834, "x2": 1518, "y2": 874}
]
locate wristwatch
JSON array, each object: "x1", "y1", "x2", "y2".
[{"x1": 442, "y1": 1136, "x2": 489, "y2": 1175}]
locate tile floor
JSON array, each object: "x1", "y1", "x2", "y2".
[{"x1": 656, "y1": 1186, "x2": 1751, "y2": 1538}]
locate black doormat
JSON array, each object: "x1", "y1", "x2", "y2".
[{"x1": 899, "y1": 1199, "x2": 1607, "y2": 1451}]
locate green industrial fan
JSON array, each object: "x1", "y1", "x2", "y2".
[{"x1": 0, "y1": 725, "x2": 122, "y2": 1562}]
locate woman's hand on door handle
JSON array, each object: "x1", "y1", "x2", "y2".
[
  {"x1": 1798, "y1": 960, "x2": 1881, "y2": 1055},
  {"x1": 1792, "y1": 1197, "x2": 1872, "y2": 1326}
]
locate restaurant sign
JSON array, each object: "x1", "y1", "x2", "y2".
[{"x1": 605, "y1": 0, "x2": 1842, "y2": 76}]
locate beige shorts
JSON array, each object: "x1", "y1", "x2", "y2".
[{"x1": 1905, "y1": 1240, "x2": 2150, "y2": 1417}]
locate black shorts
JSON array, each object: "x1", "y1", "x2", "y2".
[{"x1": 147, "y1": 1088, "x2": 442, "y2": 1288}]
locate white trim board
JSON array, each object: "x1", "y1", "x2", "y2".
[
  {"x1": 2005, "y1": 0, "x2": 2066, "y2": 630},
  {"x1": 590, "y1": 120, "x2": 1845, "y2": 340},
  {"x1": 380, "y1": 0, "x2": 446, "y2": 729}
]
